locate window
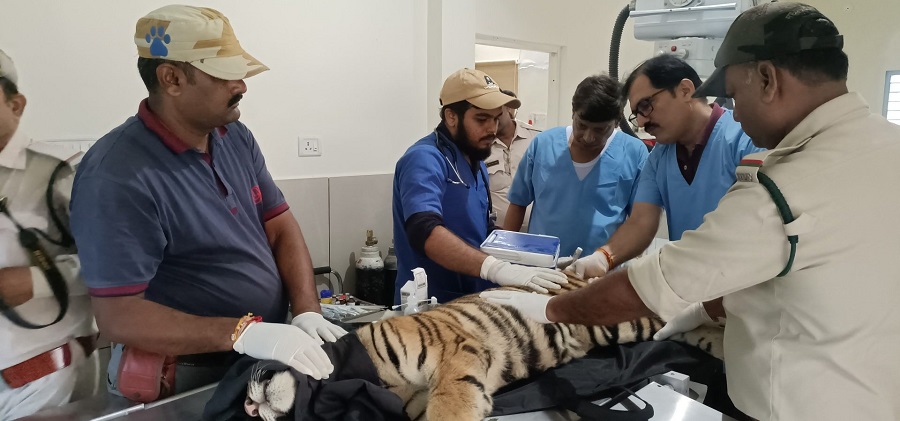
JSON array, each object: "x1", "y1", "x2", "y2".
[{"x1": 884, "y1": 71, "x2": 900, "y2": 125}]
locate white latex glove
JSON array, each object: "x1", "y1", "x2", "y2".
[
  {"x1": 233, "y1": 322, "x2": 334, "y2": 380},
  {"x1": 555, "y1": 247, "x2": 584, "y2": 269},
  {"x1": 291, "y1": 312, "x2": 348, "y2": 343},
  {"x1": 479, "y1": 290, "x2": 552, "y2": 323},
  {"x1": 480, "y1": 256, "x2": 568, "y2": 294},
  {"x1": 566, "y1": 249, "x2": 610, "y2": 279},
  {"x1": 653, "y1": 302, "x2": 715, "y2": 341}
]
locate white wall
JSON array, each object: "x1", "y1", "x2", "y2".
[
  {"x1": 804, "y1": 0, "x2": 900, "y2": 117},
  {"x1": 517, "y1": 50, "x2": 551, "y2": 129},
  {"x1": 476, "y1": 0, "x2": 655, "y2": 127},
  {"x1": 0, "y1": 0, "x2": 428, "y2": 179}
]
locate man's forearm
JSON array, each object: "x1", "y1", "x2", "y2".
[
  {"x1": 604, "y1": 203, "x2": 661, "y2": 266},
  {"x1": 504, "y1": 204, "x2": 527, "y2": 232},
  {"x1": 92, "y1": 295, "x2": 239, "y2": 355},
  {"x1": 0, "y1": 266, "x2": 33, "y2": 307},
  {"x1": 424, "y1": 226, "x2": 487, "y2": 278},
  {"x1": 266, "y1": 213, "x2": 321, "y2": 316},
  {"x1": 545, "y1": 269, "x2": 652, "y2": 325}
]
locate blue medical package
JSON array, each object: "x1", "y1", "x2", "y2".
[{"x1": 479, "y1": 230, "x2": 561, "y2": 268}]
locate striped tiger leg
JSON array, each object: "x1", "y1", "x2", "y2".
[{"x1": 424, "y1": 342, "x2": 494, "y2": 421}]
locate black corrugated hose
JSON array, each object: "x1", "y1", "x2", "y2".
[{"x1": 609, "y1": 3, "x2": 639, "y2": 139}]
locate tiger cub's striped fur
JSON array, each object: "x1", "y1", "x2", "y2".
[{"x1": 355, "y1": 273, "x2": 723, "y2": 421}]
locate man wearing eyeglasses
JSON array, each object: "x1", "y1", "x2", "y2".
[
  {"x1": 568, "y1": 54, "x2": 762, "y2": 279},
  {"x1": 504, "y1": 75, "x2": 649, "y2": 257},
  {"x1": 485, "y1": 89, "x2": 540, "y2": 231}
]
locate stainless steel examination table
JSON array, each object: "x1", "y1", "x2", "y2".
[{"x1": 22, "y1": 380, "x2": 736, "y2": 421}]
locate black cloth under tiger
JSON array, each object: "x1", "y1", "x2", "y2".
[
  {"x1": 202, "y1": 334, "x2": 410, "y2": 421},
  {"x1": 204, "y1": 334, "x2": 735, "y2": 421},
  {"x1": 489, "y1": 339, "x2": 734, "y2": 417}
]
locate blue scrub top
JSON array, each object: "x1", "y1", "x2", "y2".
[
  {"x1": 634, "y1": 109, "x2": 763, "y2": 240},
  {"x1": 392, "y1": 130, "x2": 494, "y2": 304},
  {"x1": 508, "y1": 127, "x2": 649, "y2": 256}
]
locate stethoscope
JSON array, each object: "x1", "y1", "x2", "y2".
[{"x1": 432, "y1": 130, "x2": 497, "y2": 225}]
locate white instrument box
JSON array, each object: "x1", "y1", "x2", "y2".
[{"x1": 480, "y1": 230, "x2": 560, "y2": 268}]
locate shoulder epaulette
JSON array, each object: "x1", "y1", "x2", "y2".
[{"x1": 26, "y1": 142, "x2": 84, "y2": 166}]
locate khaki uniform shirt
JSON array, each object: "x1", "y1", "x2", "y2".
[
  {"x1": 486, "y1": 120, "x2": 540, "y2": 230},
  {"x1": 0, "y1": 132, "x2": 94, "y2": 368},
  {"x1": 629, "y1": 93, "x2": 900, "y2": 420}
]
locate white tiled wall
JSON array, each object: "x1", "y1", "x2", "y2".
[
  {"x1": 327, "y1": 174, "x2": 394, "y2": 295},
  {"x1": 275, "y1": 174, "x2": 393, "y2": 296}
]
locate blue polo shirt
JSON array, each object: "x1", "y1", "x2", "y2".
[
  {"x1": 392, "y1": 129, "x2": 494, "y2": 305},
  {"x1": 70, "y1": 100, "x2": 289, "y2": 322}
]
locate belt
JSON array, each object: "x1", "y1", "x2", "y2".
[
  {"x1": 1, "y1": 334, "x2": 98, "y2": 388},
  {"x1": 176, "y1": 351, "x2": 236, "y2": 367}
]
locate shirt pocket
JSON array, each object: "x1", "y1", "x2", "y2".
[{"x1": 593, "y1": 180, "x2": 623, "y2": 212}]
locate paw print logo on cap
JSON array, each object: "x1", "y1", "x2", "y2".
[{"x1": 145, "y1": 26, "x2": 171, "y2": 57}]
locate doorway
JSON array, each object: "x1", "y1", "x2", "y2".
[{"x1": 475, "y1": 35, "x2": 561, "y2": 130}]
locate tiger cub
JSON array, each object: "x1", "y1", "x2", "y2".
[{"x1": 247, "y1": 273, "x2": 723, "y2": 421}]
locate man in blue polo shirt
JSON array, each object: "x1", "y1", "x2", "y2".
[
  {"x1": 392, "y1": 68, "x2": 568, "y2": 305},
  {"x1": 69, "y1": 5, "x2": 340, "y2": 394}
]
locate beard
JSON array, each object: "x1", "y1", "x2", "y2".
[{"x1": 452, "y1": 118, "x2": 492, "y2": 162}]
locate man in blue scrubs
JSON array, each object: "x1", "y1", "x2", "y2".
[
  {"x1": 570, "y1": 55, "x2": 762, "y2": 279},
  {"x1": 504, "y1": 75, "x2": 649, "y2": 256},
  {"x1": 392, "y1": 68, "x2": 567, "y2": 304}
]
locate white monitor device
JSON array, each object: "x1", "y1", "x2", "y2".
[{"x1": 632, "y1": 0, "x2": 761, "y2": 78}]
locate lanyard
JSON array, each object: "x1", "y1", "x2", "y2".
[
  {"x1": 433, "y1": 131, "x2": 496, "y2": 225},
  {"x1": 0, "y1": 192, "x2": 71, "y2": 329}
]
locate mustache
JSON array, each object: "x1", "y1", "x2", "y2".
[
  {"x1": 228, "y1": 94, "x2": 243, "y2": 107},
  {"x1": 644, "y1": 123, "x2": 658, "y2": 131}
]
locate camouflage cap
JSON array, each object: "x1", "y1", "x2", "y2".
[
  {"x1": 134, "y1": 5, "x2": 269, "y2": 81},
  {"x1": 440, "y1": 68, "x2": 521, "y2": 109},
  {"x1": 695, "y1": 2, "x2": 843, "y2": 98},
  {"x1": 0, "y1": 49, "x2": 17, "y2": 85}
]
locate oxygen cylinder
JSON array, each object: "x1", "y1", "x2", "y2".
[
  {"x1": 355, "y1": 229, "x2": 385, "y2": 305},
  {"x1": 383, "y1": 240, "x2": 398, "y2": 306}
]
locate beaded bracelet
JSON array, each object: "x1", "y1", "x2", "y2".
[
  {"x1": 231, "y1": 313, "x2": 263, "y2": 342},
  {"x1": 597, "y1": 247, "x2": 615, "y2": 270}
]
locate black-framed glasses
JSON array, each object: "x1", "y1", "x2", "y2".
[{"x1": 627, "y1": 89, "x2": 668, "y2": 126}]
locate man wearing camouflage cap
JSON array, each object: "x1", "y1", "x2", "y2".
[
  {"x1": 483, "y1": 3, "x2": 900, "y2": 419},
  {"x1": 70, "y1": 5, "x2": 344, "y2": 395},
  {"x1": 391, "y1": 68, "x2": 568, "y2": 305}
]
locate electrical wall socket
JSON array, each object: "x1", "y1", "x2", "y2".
[{"x1": 298, "y1": 137, "x2": 321, "y2": 157}]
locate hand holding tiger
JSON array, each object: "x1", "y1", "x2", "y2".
[
  {"x1": 232, "y1": 322, "x2": 334, "y2": 380},
  {"x1": 480, "y1": 255, "x2": 568, "y2": 294},
  {"x1": 653, "y1": 302, "x2": 716, "y2": 341},
  {"x1": 566, "y1": 249, "x2": 611, "y2": 279},
  {"x1": 479, "y1": 290, "x2": 552, "y2": 323},
  {"x1": 291, "y1": 312, "x2": 348, "y2": 343}
]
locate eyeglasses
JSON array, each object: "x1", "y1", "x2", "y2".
[{"x1": 627, "y1": 89, "x2": 668, "y2": 126}]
